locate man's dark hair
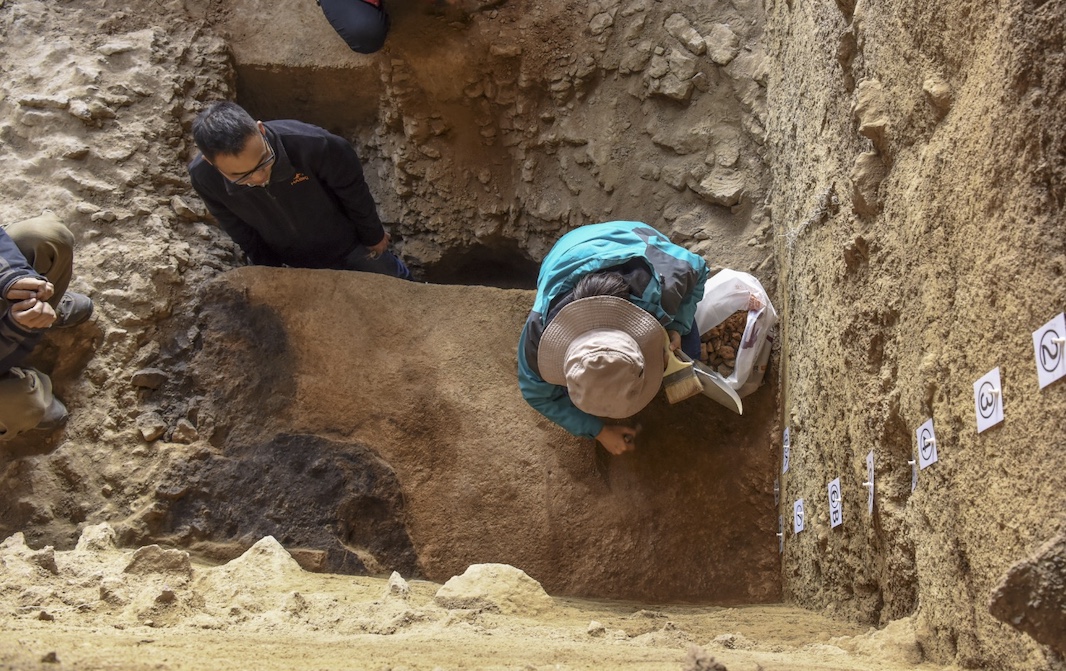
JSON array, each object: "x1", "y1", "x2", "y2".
[
  {"x1": 192, "y1": 101, "x2": 260, "y2": 161},
  {"x1": 572, "y1": 271, "x2": 630, "y2": 300}
]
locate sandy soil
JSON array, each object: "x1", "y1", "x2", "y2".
[{"x1": 0, "y1": 527, "x2": 945, "y2": 671}]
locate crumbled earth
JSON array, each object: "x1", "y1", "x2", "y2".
[{"x1": 0, "y1": 524, "x2": 946, "y2": 671}]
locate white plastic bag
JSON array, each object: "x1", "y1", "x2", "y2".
[{"x1": 693, "y1": 269, "x2": 778, "y2": 398}]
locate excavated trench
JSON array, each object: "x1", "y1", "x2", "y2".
[{"x1": 137, "y1": 0, "x2": 786, "y2": 603}]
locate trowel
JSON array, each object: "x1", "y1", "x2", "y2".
[{"x1": 677, "y1": 352, "x2": 744, "y2": 415}]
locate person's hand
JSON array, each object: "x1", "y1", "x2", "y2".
[
  {"x1": 667, "y1": 329, "x2": 682, "y2": 352},
  {"x1": 367, "y1": 232, "x2": 391, "y2": 260},
  {"x1": 10, "y1": 296, "x2": 57, "y2": 329},
  {"x1": 5, "y1": 278, "x2": 57, "y2": 329},
  {"x1": 596, "y1": 424, "x2": 639, "y2": 455},
  {"x1": 5, "y1": 277, "x2": 54, "y2": 303}
]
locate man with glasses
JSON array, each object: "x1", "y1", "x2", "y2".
[{"x1": 188, "y1": 101, "x2": 410, "y2": 279}]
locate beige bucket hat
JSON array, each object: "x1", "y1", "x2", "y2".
[{"x1": 537, "y1": 295, "x2": 665, "y2": 418}]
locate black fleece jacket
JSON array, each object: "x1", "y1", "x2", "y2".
[
  {"x1": 188, "y1": 120, "x2": 385, "y2": 268},
  {"x1": 0, "y1": 227, "x2": 45, "y2": 370}
]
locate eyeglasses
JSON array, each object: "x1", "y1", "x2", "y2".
[{"x1": 230, "y1": 134, "x2": 276, "y2": 186}]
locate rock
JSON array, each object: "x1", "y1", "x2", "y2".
[
  {"x1": 850, "y1": 152, "x2": 887, "y2": 217},
  {"x1": 989, "y1": 530, "x2": 1066, "y2": 654},
  {"x1": 691, "y1": 71, "x2": 710, "y2": 92},
  {"x1": 715, "y1": 134, "x2": 741, "y2": 167},
  {"x1": 705, "y1": 24, "x2": 741, "y2": 65},
  {"x1": 90, "y1": 210, "x2": 117, "y2": 223},
  {"x1": 587, "y1": 620, "x2": 606, "y2": 636},
  {"x1": 131, "y1": 368, "x2": 168, "y2": 390},
  {"x1": 589, "y1": 12, "x2": 614, "y2": 36},
  {"x1": 0, "y1": 533, "x2": 60, "y2": 575},
  {"x1": 41, "y1": 652, "x2": 58, "y2": 664},
  {"x1": 658, "y1": 74, "x2": 694, "y2": 102},
  {"x1": 652, "y1": 123, "x2": 714, "y2": 155},
  {"x1": 665, "y1": 14, "x2": 706, "y2": 55},
  {"x1": 434, "y1": 563, "x2": 553, "y2": 616},
  {"x1": 61, "y1": 145, "x2": 90, "y2": 160},
  {"x1": 384, "y1": 571, "x2": 411, "y2": 600},
  {"x1": 156, "y1": 587, "x2": 177, "y2": 604},
  {"x1": 172, "y1": 418, "x2": 199, "y2": 444},
  {"x1": 853, "y1": 80, "x2": 891, "y2": 156},
  {"x1": 683, "y1": 644, "x2": 728, "y2": 671},
  {"x1": 75, "y1": 523, "x2": 117, "y2": 552},
  {"x1": 28, "y1": 546, "x2": 59, "y2": 575},
  {"x1": 693, "y1": 169, "x2": 745, "y2": 207},
  {"x1": 923, "y1": 75, "x2": 953, "y2": 116},
  {"x1": 209, "y1": 536, "x2": 305, "y2": 582},
  {"x1": 136, "y1": 412, "x2": 167, "y2": 442},
  {"x1": 711, "y1": 632, "x2": 756, "y2": 649},
  {"x1": 646, "y1": 54, "x2": 669, "y2": 79},
  {"x1": 37, "y1": 610, "x2": 54, "y2": 621},
  {"x1": 667, "y1": 49, "x2": 698, "y2": 81},
  {"x1": 67, "y1": 99, "x2": 93, "y2": 122},
  {"x1": 170, "y1": 196, "x2": 199, "y2": 221},
  {"x1": 99, "y1": 577, "x2": 129, "y2": 606},
  {"x1": 661, "y1": 164, "x2": 690, "y2": 190},
  {"x1": 97, "y1": 41, "x2": 136, "y2": 56},
  {"x1": 673, "y1": 209, "x2": 709, "y2": 241},
  {"x1": 124, "y1": 545, "x2": 193, "y2": 578},
  {"x1": 17, "y1": 94, "x2": 69, "y2": 109}
]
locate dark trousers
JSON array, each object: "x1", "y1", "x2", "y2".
[
  {"x1": 0, "y1": 213, "x2": 73, "y2": 440},
  {"x1": 318, "y1": 0, "x2": 390, "y2": 54},
  {"x1": 336, "y1": 244, "x2": 412, "y2": 280},
  {"x1": 682, "y1": 321, "x2": 702, "y2": 361}
]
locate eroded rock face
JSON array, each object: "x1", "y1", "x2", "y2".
[
  {"x1": 989, "y1": 531, "x2": 1066, "y2": 655},
  {"x1": 767, "y1": 0, "x2": 1066, "y2": 667}
]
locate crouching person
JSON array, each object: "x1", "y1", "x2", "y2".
[
  {"x1": 517, "y1": 221, "x2": 709, "y2": 456},
  {"x1": 1, "y1": 212, "x2": 93, "y2": 441}
]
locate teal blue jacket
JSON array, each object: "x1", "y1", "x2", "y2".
[{"x1": 517, "y1": 222, "x2": 709, "y2": 438}]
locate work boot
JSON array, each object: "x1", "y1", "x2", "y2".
[
  {"x1": 35, "y1": 397, "x2": 69, "y2": 431},
  {"x1": 53, "y1": 292, "x2": 93, "y2": 328}
]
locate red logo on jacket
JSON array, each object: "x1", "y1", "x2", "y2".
[{"x1": 291, "y1": 173, "x2": 309, "y2": 185}]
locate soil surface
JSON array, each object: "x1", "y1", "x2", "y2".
[{"x1": 0, "y1": 526, "x2": 942, "y2": 671}]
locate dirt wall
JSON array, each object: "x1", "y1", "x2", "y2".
[
  {"x1": 765, "y1": 0, "x2": 1066, "y2": 668},
  {"x1": 200, "y1": 0, "x2": 775, "y2": 282}
]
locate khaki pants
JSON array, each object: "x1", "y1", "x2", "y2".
[{"x1": 0, "y1": 212, "x2": 75, "y2": 441}]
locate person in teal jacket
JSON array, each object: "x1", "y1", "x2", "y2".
[{"x1": 518, "y1": 221, "x2": 709, "y2": 455}]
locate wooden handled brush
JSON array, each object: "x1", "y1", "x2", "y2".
[{"x1": 662, "y1": 336, "x2": 703, "y2": 404}]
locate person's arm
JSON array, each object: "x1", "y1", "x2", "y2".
[
  {"x1": 189, "y1": 171, "x2": 284, "y2": 267},
  {"x1": 517, "y1": 319, "x2": 604, "y2": 439},
  {"x1": 316, "y1": 135, "x2": 386, "y2": 248}
]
